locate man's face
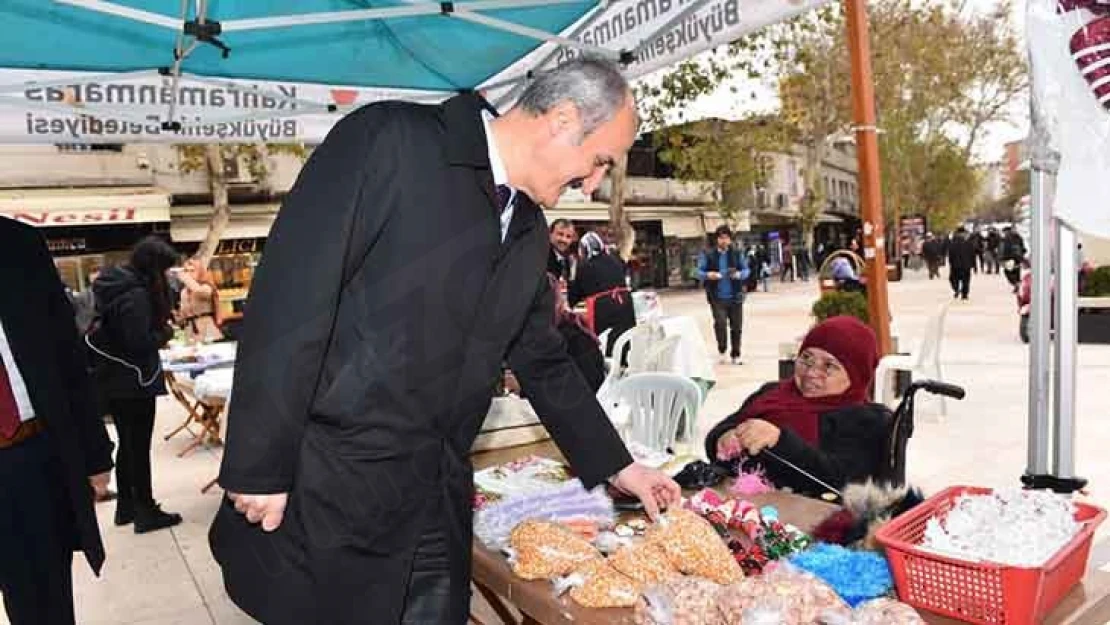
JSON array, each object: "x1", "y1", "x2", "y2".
[
  {"x1": 530, "y1": 93, "x2": 639, "y2": 208},
  {"x1": 716, "y1": 234, "x2": 731, "y2": 250},
  {"x1": 551, "y1": 225, "x2": 575, "y2": 254}
]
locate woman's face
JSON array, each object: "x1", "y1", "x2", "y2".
[{"x1": 794, "y1": 347, "x2": 852, "y2": 398}]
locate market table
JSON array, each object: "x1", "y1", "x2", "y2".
[{"x1": 470, "y1": 441, "x2": 1110, "y2": 625}]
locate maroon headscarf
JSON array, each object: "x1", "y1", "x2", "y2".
[{"x1": 739, "y1": 316, "x2": 880, "y2": 445}]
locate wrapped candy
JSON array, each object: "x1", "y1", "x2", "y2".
[
  {"x1": 508, "y1": 520, "x2": 601, "y2": 580},
  {"x1": 610, "y1": 541, "x2": 680, "y2": 585},
  {"x1": 556, "y1": 559, "x2": 642, "y2": 608},
  {"x1": 716, "y1": 566, "x2": 851, "y2": 624},
  {"x1": 646, "y1": 508, "x2": 744, "y2": 584},
  {"x1": 633, "y1": 576, "x2": 725, "y2": 625},
  {"x1": 920, "y1": 489, "x2": 1080, "y2": 567}
]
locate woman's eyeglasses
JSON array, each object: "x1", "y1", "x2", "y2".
[{"x1": 795, "y1": 352, "x2": 845, "y2": 378}]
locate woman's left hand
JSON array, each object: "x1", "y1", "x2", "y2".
[{"x1": 734, "y1": 419, "x2": 781, "y2": 455}]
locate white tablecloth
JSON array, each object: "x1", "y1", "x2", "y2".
[{"x1": 193, "y1": 368, "x2": 234, "y2": 401}]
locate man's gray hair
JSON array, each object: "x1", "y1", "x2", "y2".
[{"x1": 516, "y1": 56, "x2": 631, "y2": 136}]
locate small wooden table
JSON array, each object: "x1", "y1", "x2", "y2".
[{"x1": 470, "y1": 442, "x2": 1110, "y2": 625}]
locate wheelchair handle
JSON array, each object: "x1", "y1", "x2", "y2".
[{"x1": 906, "y1": 379, "x2": 966, "y2": 400}]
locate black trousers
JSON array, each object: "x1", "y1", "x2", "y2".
[
  {"x1": 926, "y1": 260, "x2": 941, "y2": 279},
  {"x1": 0, "y1": 434, "x2": 77, "y2": 625},
  {"x1": 950, "y1": 268, "x2": 972, "y2": 299},
  {"x1": 399, "y1": 519, "x2": 462, "y2": 624},
  {"x1": 108, "y1": 396, "x2": 157, "y2": 509},
  {"x1": 709, "y1": 298, "x2": 743, "y2": 358}
]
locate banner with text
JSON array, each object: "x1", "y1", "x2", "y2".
[
  {"x1": 0, "y1": 70, "x2": 450, "y2": 145},
  {"x1": 482, "y1": 0, "x2": 833, "y2": 104}
]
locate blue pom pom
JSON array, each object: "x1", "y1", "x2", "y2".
[
  {"x1": 760, "y1": 506, "x2": 779, "y2": 521},
  {"x1": 788, "y1": 543, "x2": 893, "y2": 607}
]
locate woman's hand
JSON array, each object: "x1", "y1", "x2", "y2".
[
  {"x1": 716, "y1": 428, "x2": 744, "y2": 460},
  {"x1": 734, "y1": 419, "x2": 781, "y2": 455}
]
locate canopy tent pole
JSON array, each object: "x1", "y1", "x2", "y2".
[
  {"x1": 1025, "y1": 131, "x2": 1054, "y2": 480},
  {"x1": 843, "y1": 0, "x2": 893, "y2": 356},
  {"x1": 1052, "y1": 218, "x2": 1080, "y2": 481}
]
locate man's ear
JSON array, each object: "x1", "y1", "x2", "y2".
[{"x1": 548, "y1": 100, "x2": 580, "y2": 137}]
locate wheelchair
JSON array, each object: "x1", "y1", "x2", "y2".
[{"x1": 880, "y1": 379, "x2": 966, "y2": 487}]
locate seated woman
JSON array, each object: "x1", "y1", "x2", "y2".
[
  {"x1": 504, "y1": 275, "x2": 606, "y2": 395},
  {"x1": 704, "y1": 316, "x2": 890, "y2": 498}
]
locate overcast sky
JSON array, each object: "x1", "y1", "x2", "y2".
[{"x1": 634, "y1": 0, "x2": 1029, "y2": 164}]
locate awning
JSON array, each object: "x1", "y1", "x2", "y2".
[
  {"x1": 0, "y1": 186, "x2": 170, "y2": 227},
  {"x1": 547, "y1": 201, "x2": 738, "y2": 238},
  {"x1": 169, "y1": 203, "x2": 279, "y2": 243}
]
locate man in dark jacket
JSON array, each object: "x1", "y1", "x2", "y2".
[
  {"x1": 210, "y1": 58, "x2": 680, "y2": 625},
  {"x1": 697, "y1": 226, "x2": 751, "y2": 364},
  {"x1": 948, "y1": 227, "x2": 977, "y2": 300},
  {"x1": 921, "y1": 232, "x2": 942, "y2": 280},
  {"x1": 547, "y1": 218, "x2": 577, "y2": 281},
  {"x1": 1000, "y1": 227, "x2": 1026, "y2": 292},
  {"x1": 0, "y1": 216, "x2": 114, "y2": 625}
]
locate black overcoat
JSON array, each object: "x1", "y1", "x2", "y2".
[
  {"x1": 209, "y1": 94, "x2": 633, "y2": 624},
  {"x1": 0, "y1": 217, "x2": 115, "y2": 574}
]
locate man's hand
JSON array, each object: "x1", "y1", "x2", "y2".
[
  {"x1": 610, "y1": 463, "x2": 681, "y2": 521},
  {"x1": 228, "y1": 492, "x2": 288, "y2": 532},
  {"x1": 716, "y1": 428, "x2": 743, "y2": 460},
  {"x1": 734, "y1": 419, "x2": 781, "y2": 455},
  {"x1": 88, "y1": 471, "x2": 111, "y2": 500},
  {"x1": 706, "y1": 271, "x2": 722, "y2": 280}
]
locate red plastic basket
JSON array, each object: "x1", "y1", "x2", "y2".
[{"x1": 875, "y1": 486, "x2": 1107, "y2": 625}]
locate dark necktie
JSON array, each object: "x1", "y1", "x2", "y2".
[
  {"x1": 0, "y1": 357, "x2": 23, "y2": 439},
  {"x1": 496, "y1": 184, "x2": 512, "y2": 214}
]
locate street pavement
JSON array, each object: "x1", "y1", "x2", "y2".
[{"x1": 8, "y1": 267, "x2": 1110, "y2": 625}]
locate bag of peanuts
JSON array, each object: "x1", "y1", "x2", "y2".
[
  {"x1": 633, "y1": 576, "x2": 725, "y2": 625},
  {"x1": 818, "y1": 598, "x2": 924, "y2": 625},
  {"x1": 645, "y1": 508, "x2": 743, "y2": 585},
  {"x1": 715, "y1": 565, "x2": 851, "y2": 624},
  {"x1": 508, "y1": 519, "x2": 601, "y2": 580},
  {"x1": 609, "y1": 541, "x2": 680, "y2": 585},
  {"x1": 554, "y1": 559, "x2": 643, "y2": 608}
]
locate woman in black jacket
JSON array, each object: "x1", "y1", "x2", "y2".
[
  {"x1": 568, "y1": 231, "x2": 635, "y2": 355},
  {"x1": 705, "y1": 316, "x2": 891, "y2": 499},
  {"x1": 90, "y1": 237, "x2": 182, "y2": 533}
]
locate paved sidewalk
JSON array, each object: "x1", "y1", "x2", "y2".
[{"x1": 7, "y1": 268, "x2": 1110, "y2": 624}]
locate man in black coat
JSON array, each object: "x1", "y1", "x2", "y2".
[
  {"x1": 210, "y1": 58, "x2": 681, "y2": 625},
  {"x1": 948, "y1": 227, "x2": 977, "y2": 300},
  {"x1": 0, "y1": 216, "x2": 115, "y2": 625},
  {"x1": 547, "y1": 218, "x2": 577, "y2": 281}
]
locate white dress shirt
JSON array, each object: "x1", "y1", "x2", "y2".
[
  {"x1": 0, "y1": 321, "x2": 36, "y2": 422},
  {"x1": 480, "y1": 110, "x2": 515, "y2": 242}
]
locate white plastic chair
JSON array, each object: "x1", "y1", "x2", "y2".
[
  {"x1": 611, "y1": 372, "x2": 703, "y2": 453},
  {"x1": 874, "y1": 302, "x2": 951, "y2": 418},
  {"x1": 643, "y1": 335, "x2": 682, "y2": 373}
]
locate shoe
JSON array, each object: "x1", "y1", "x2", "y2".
[
  {"x1": 718, "y1": 354, "x2": 729, "y2": 364},
  {"x1": 731, "y1": 357, "x2": 743, "y2": 365},
  {"x1": 134, "y1": 504, "x2": 183, "y2": 534},
  {"x1": 961, "y1": 295, "x2": 969, "y2": 301},
  {"x1": 114, "y1": 503, "x2": 135, "y2": 527}
]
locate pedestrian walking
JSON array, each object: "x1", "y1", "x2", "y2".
[{"x1": 696, "y1": 226, "x2": 750, "y2": 365}]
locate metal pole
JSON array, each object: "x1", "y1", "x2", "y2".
[
  {"x1": 843, "y1": 0, "x2": 893, "y2": 356},
  {"x1": 1052, "y1": 219, "x2": 1079, "y2": 477},
  {"x1": 1026, "y1": 167, "x2": 1053, "y2": 477}
]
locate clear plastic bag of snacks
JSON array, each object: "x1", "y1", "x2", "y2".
[
  {"x1": 645, "y1": 508, "x2": 743, "y2": 584},
  {"x1": 508, "y1": 519, "x2": 601, "y2": 580},
  {"x1": 715, "y1": 565, "x2": 851, "y2": 624},
  {"x1": 633, "y1": 576, "x2": 724, "y2": 625},
  {"x1": 554, "y1": 559, "x2": 642, "y2": 608},
  {"x1": 610, "y1": 541, "x2": 680, "y2": 585}
]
